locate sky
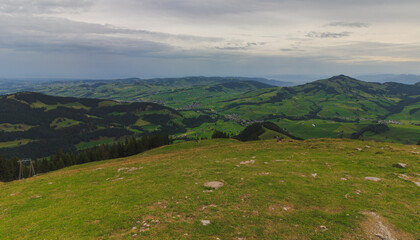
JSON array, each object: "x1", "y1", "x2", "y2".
[{"x1": 0, "y1": 0, "x2": 420, "y2": 80}]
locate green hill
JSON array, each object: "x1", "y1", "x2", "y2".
[
  {"x1": 218, "y1": 75, "x2": 420, "y2": 143},
  {"x1": 0, "y1": 92, "x2": 183, "y2": 158},
  {"x1": 0, "y1": 77, "x2": 276, "y2": 103},
  {"x1": 1, "y1": 75, "x2": 419, "y2": 145},
  {"x1": 235, "y1": 121, "x2": 302, "y2": 141},
  {"x1": 0, "y1": 139, "x2": 418, "y2": 239}
]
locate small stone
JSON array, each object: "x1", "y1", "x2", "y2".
[
  {"x1": 340, "y1": 177, "x2": 348, "y2": 181},
  {"x1": 132, "y1": 227, "x2": 137, "y2": 230},
  {"x1": 414, "y1": 182, "x2": 420, "y2": 188},
  {"x1": 201, "y1": 220, "x2": 211, "y2": 226},
  {"x1": 204, "y1": 181, "x2": 224, "y2": 189},
  {"x1": 374, "y1": 233, "x2": 386, "y2": 240},
  {"x1": 320, "y1": 225, "x2": 328, "y2": 232},
  {"x1": 365, "y1": 177, "x2": 381, "y2": 182},
  {"x1": 311, "y1": 173, "x2": 318, "y2": 178},
  {"x1": 392, "y1": 163, "x2": 407, "y2": 169}
]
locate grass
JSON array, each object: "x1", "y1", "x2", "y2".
[
  {"x1": 0, "y1": 139, "x2": 35, "y2": 148},
  {"x1": 0, "y1": 138, "x2": 419, "y2": 239},
  {"x1": 75, "y1": 138, "x2": 115, "y2": 150},
  {"x1": 50, "y1": 118, "x2": 82, "y2": 129},
  {"x1": 0, "y1": 123, "x2": 35, "y2": 132}
]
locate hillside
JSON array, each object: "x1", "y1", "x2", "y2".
[
  {"x1": 1, "y1": 75, "x2": 419, "y2": 145},
  {"x1": 235, "y1": 121, "x2": 302, "y2": 141},
  {"x1": 217, "y1": 75, "x2": 420, "y2": 143},
  {"x1": 0, "y1": 77, "x2": 278, "y2": 102},
  {"x1": 0, "y1": 139, "x2": 419, "y2": 239},
  {"x1": 0, "y1": 92, "x2": 183, "y2": 158}
]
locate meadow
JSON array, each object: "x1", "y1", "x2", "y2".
[{"x1": 1, "y1": 138, "x2": 418, "y2": 239}]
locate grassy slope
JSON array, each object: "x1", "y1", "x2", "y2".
[{"x1": 0, "y1": 139, "x2": 419, "y2": 239}]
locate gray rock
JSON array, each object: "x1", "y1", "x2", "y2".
[
  {"x1": 204, "y1": 181, "x2": 224, "y2": 189},
  {"x1": 365, "y1": 177, "x2": 381, "y2": 182},
  {"x1": 392, "y1": 163, "x2": 407, "y2": 168}
]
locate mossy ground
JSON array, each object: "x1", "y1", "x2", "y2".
[{"x1": 0, "y1": 139, "x2": 419, "y2": 239}]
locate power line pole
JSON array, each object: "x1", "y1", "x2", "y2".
[{"x1": 18, "y1": 158, "x2": 36, "y2": 180}]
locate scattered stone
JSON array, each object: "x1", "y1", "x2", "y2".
[
  {"x1": 118, "y1": 167, "x2": 129, "y2": 172},
  {"x1": 201, "y1": 204, "x2": 218, "y2": 210},
  {"x1": 414, "y1": 182, "x2": 420, "y2": 188},
  {"x1": 355, "y1": 190, "x2": 362, "y2": 195},
  {"x1": 132, "y1": 227, "x2": 137, "y2": 230},
  {"x1": 341, "y1": 177, "x2": 348, "y2": 181},
  {"x1": 311, "y1": 173, "x2": 318, "y2": 178},
  {"x1": 282, "y1": 206, "x2": 292, "y2": 211},
  {"x1": 275, "y1": 159, "x2": 291, "y2": 162},
  {"x1": 204, "y1": 181, "x2": 224, "y2": 189},
  {"x1": 365, "y1": 177, "x2": 381, "y2": 182},
  {"x1": 10, "y1": 192, "x2": 19, "y2": 196},
  {"x1": 356, "y1": 148, "x2": 362, "y2": 151},
  {"x1": 398, "y1": 174, "x2": 410, "y2": 180},
  {"x1": 203, "y1": 190, "x2": 214, "y2": 193},
  {"x1": 240, "y1": 160, "x2": 255, "y2": 165},
  {"x1": 375, "y1": 233, "x2": 386, "y2": 240},
  {"x1": 392, "y1": 163, "x2": 407, "y2": 169},
  {"x1": 320, "y1": 225, "x2": 328, "y2": 232},
  {"x1": 48, "y1": 182, "x2": 53, "y2": 185},
  {"x1": 201, "y1": 220, "x2": 211, "y2": 226}
]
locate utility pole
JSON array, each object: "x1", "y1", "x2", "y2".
[{"x1": 18, "y1": 158, "x2": 36, "y2": 180}]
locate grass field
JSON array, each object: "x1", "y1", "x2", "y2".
[
  {"x1": 0, "y1": 139, "x2": 35, "y2": 149},
  {"x1": 0, "y1": 139, "x2": 419, "y2": 239}
]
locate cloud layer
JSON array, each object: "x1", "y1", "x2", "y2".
[{"x1": 0, "y1": 0, "x2": 419, "y2": 79}]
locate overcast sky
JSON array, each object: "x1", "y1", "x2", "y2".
[{"x1": 1, "y1": 0, "x2": 419, "y2": 80}]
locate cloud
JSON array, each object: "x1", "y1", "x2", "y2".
[
  {"x1": 0, "y1": 0, "x2": 93, "y2": 14},
  {"x1": 305, "y1": 31, "x2": 352, "y2": 39},
  {"x1": 215, "y1": 42, "x2": 266, "y2": 51},
  {"x1": 327, "y1": 22, "x2": 370, "y2": 28},
  {"x1": 0, "y1": 14, "x2": 226, "y2": 57}
]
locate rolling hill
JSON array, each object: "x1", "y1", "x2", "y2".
[
  {"x1": 216, "y1": 75, "x2": 420, "y2": 143},
  {"x1": 0, "y1": 138, "x2": 419, "y2": 239},
  {"x1": 0, "y1": 92, "x2": 184, "y2": 158}
]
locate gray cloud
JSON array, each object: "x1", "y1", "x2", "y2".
[
  {"x1": 305, "y1": 31, "x2": 352, "y2": 39},
  {"x1": 0, "y1": 15, "x2": 225, "y2": 57},
  {"x1": 215, "y1": 42, "x2": 265, "y2": 51},
  {"x1": 0, "y1": 0, "x2": 93, "y2": 14},
  {"x1": 327, "y1": 22, "x2": 370, "y2": 28}
]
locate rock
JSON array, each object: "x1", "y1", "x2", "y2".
[
  {"x1": 414, "y1": 182, "x2": 420, "y2": 188},
  {"x1": 311, "y1": 173, "x2": 318, "y2": 178},
  {"x1": 201, "y1": 220, "x2": 211, "y2": 226},
  {"x1": 240, "y1": 160, "x2": 255, "y2": 165},
  {"x1": 340, "y1": 177, "x2": 348, "y2": 181},
  {"x1": 203, "y1": 181, "x2": 224, "y2": 189},
  {"x1": 392, "y1": 163, "x2": 407, "y2": 169},
  {"x1": 365, "y1": 177, "x2": 381, "y2": 182},
  {"x1": 320, "y1": 225, "x2": 328, "y2": 232}
]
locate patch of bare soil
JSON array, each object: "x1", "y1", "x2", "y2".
[{"x1": 356, "y1": 212, "x2": 415, "y2": 240}]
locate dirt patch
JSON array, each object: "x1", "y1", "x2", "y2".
[{"x1": 359, "y1": 212, "x2": 415, "y2": 240}]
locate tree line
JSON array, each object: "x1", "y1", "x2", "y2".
[{"x1": 0, "y1": 133, "x2": 171, "y2": 182}]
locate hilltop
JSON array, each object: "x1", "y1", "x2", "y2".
[{"x1": 0, "y1": 138, "x2": 418, "y2": 239}]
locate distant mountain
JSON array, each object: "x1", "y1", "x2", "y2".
[
  {"x1": 0, "y1": 77, "x2": 279, "y2": 103},
  {"x1": 357, "y1": 74, "x2": 420, "y2": 85},
  {"x1": 0, "y1": 92, "x2": 184, "y2": 158}
]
